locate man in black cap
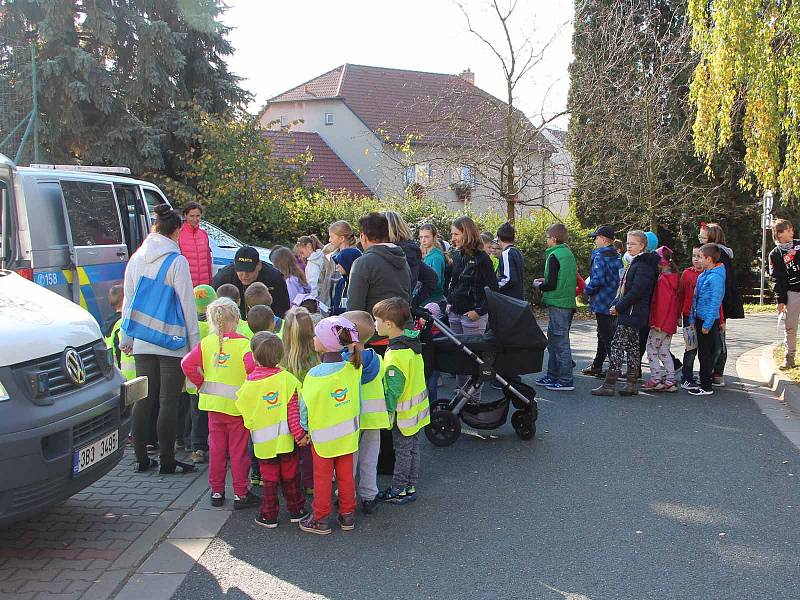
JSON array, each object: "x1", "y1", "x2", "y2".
[
  {"x1": 212, "y1": 247, "x2": 290, "y2": 318},
  {"x1": 582, "y1": 225, "x2": 623, "y2": 377}
]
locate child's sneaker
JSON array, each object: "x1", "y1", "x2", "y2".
[
  {"x1": 535, "y1": 375, "x2": 556, "y2": 387},
  {"x1": 210, "y1": 492, "x2": 225, "y2": 508},
  {"x1": 254, "y1": 514, "x2": 278, "y2": 529},
  {"x1": 289, "y1": 508, "x2": 309, "y2": 523},
  {"x1": 661, "y1": 380, "x2": 678, "y2": 393},
  {"x1": 642, "y1": 379, "x2": 661, "y2": 391},
  {"x1": 377, "y1": 486, "x2": 411, "y2": 504},
  {"x1": 337, "y1": 512, "x2": 355, "y2": 531},
  {"x1": 545, "y1": 382, "x2": 575, "y2": 391},
  {"x1": 361, "y1": 499, "x2": 378, "y2": 514},
  {"x1": 688, "y1": 387, "x2": 714, "y2": 396},
  {"x1": 712, "y1": 375, "x2": 725, "y2": 387},
  {"x1": 404, "y1": 485, "x2": 417, "y2": 503},
  {"x1": 249, "y1": 471, "x2": 263, "y2": 487},
  {"x1": 234, "y1": 491, "x2": 259, "y2": 510},
  {"x1": 299, "y1": 515, "x2": 332, "y2": 535}
]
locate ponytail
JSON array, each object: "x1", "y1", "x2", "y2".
[
  {"x1": 297, "y1": 234, "x2": 324, "y2": 251},
  {"x1": 337, "y1": 327, "x2": 361, "y2": 369},
  {"x1": 206, "y1": 297, "x2": 240, "y2": 367}
]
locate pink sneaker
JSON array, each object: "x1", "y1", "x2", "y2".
[
  {"x1": 660, "y1": 380, "x2": 678, "y2": 393},
  {"x1": 642, "y1": 379, "x2": 661, "y2": 391}
]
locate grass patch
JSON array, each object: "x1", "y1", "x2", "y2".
[
  {"x1": 773, "y1": 345, "x2": 800, "y2": 381},
  {"x1": 744, "y1": 303, "x2": 778, "y2": 314}
]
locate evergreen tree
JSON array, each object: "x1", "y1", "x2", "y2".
[{"x1": 0, "y1": 0, "x2": 250, "y2": 175}]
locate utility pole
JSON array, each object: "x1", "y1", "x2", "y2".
[{"x1": 760, "y1": 189, "x2": 774, "y2": 305}]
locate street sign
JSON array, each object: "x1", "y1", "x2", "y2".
[
  {"x1": 764, "y1": 190, "x2": 774, "y2": 212},
  {"x1": 763, "y1": 212, "x2": 773, "y2": 228}
]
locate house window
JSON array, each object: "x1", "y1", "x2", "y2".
[
  {"x1": 324, "y1": 113, "x2": 335, "y2": 125},
  {"x1": 453, "y1": 165, "x2": 477, "y2": 188},
  {"x1": 280, "y1": 115, "x2": 288, "y2": 127},
  {"x1": 404, "y1": 163, "x2": 431, "y2": 187}
]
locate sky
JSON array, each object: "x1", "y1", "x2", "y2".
[{"x1": 221, "y1": 0, "x2": 575, "y2": 130}]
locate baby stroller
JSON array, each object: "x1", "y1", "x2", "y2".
[{"x1": 416, "y1": 288, "x2": 546, "y2": 447}]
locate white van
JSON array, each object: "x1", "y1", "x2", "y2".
[
  {"x1": 0, "y1": 154, "x2": 269, "y2": 326},
  {"x1": 0, "y1": 270, "x2": 143, "y2": 526}
]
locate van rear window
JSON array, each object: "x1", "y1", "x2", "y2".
[
  {"x1": 61, "y1": 181, "x2": 122, "y2": 246},
  {"x1": 29, "y1": 182, "x2": 69, "y2": 249}
]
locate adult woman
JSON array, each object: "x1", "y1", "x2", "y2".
[
  {"x1": 296, "y1": 235, "x2": 334, "y2": 310},
  {"x1": 384, "y1": 210, "x2": 437, "y2": 304},
  {"x1": 446, "y1": 216, "x2": 499, "y2": 402},
  {"x1": 178, "y1": 201, "x2": 212, "y2": 286},
  {"x1": 419, "y1": 223, "x2": 449, "y2": 306},
  {"x1": 270, "y1": 245, "x2": 311, "y2": 302},
  {"x1": 327, "y1": 220, "x2": 362, "y2": 315},
  {"x1": 122, "y1": 204, "x2": 200, "y2": 473},
  {"x1": 592, "y1": 230, "x2": 659, "y2": 397},
  {"x1": 698, "y1": 222, "x2": 744, "y2": 385},
  {"x1": 328, "y1": 220, "x2": 359, "y2": 253}
]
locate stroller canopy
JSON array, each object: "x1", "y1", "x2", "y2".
[{"x1": 485, "y1": 288, "x2": 547, "y2": 351}]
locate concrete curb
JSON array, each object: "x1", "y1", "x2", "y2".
[
  {"x1": 736, "y1": 345, "x2": 800, "y2": 451},
  {"x1": 757, "y1": 343, "x2": 800, "y2": 416},
  {"x1": 110, "y1": 475, "x2": 235, "y2": 599}
]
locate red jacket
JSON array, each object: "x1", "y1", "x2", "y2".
[
  {"x1": 178, "y1": 222, "x2": 212, "y2": 287},
  {"x1": 180, "y1": 332, "x2": 255, "y2": 389},
  {"x1": 677, "y1": 268, "x2": 700, "y2": 318},
  {"x1": 649, "y1": 271, "x2": 680, "y2": 334}
]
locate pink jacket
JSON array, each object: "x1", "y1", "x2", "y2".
[
  {"x1": 181, "y1": 332, "x2": 255, "y2": 389},
  {"x1": 178, "y1": 222, "x2": 212, "y2": 286}
]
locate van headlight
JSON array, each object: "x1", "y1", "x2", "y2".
[{"x1": 0, "y1": 380, "x2": 9, "y2": 402}]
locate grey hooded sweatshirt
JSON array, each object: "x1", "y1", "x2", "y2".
[
  {"x1": 346, "y1": 243, "x2": 411, "y2": 315},
  {"x1": 121, "y1": 233, "x2": 200, "y2": 358}
]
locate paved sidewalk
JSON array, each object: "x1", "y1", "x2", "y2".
[{"x1": 0, "y1": 446, "x2": 208, "y2": 600}]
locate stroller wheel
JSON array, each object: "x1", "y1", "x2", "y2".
[
  {"x1": 425, "y1": 410, "x2": 461, "y2": 447},
  {"x1": 511, "y1": 410, "x2": 536, "y2": 441}
]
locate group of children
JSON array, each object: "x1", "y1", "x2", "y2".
[
  {"x1": 175, "y1": 282, "x2": 430, "y2": 534},
  {"x1": 640, "y1": 243, "x2": 727, "y2": 395}
]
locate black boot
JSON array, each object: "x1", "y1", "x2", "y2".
[{"x1": 619, "y1": 369, "x2": 639, "y2": 396}]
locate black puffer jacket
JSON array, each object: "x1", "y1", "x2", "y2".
[
  {"x1": 717, "y1": 245, "x2": 744, "y2": 319},
  {"x1": 612, "y1": 251, "x2": 659, "y2": 328},
  {"x1": 397, "y1": 239, "x2": 423, "y2": 292},
  {"x1": 447, "y1": 249, "x2": 499, "y2": 316}
]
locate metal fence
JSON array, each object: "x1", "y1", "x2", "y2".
[{"x1": 0, "y1": 36, "x2": 39, "y2": 164}]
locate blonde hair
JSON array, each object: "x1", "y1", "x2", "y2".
[
  {"x1": 271, "y1": 246, "x2": 308, "y2": 286},
  {"x1": 627, "y1": 230, "x2": 647, "y2": 248},
  {"x1": 206, "y1": 297, "x2": 241, "y2": 367},
  {"x1": 384, "y1": 211, "x2": 413, "y2": 243},
  {"x1": 279, "y1": 307, "x2": 319, "y2": 381},
  {"x1": 328, "y1": 220, "x2": 357, "y2": 246}
]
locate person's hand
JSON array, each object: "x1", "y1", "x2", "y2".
[
  {"x1": 609, "y1": 306, "x2": 618, "y2": 316},
  {"x1": 297, "y1": 434, "x2": 310, "y2": 447},
  {"x1": 465, "y1": 310, "x2": 480, "y2": 321},
  {"x1": 702, "y1": 328, "x2": 710, "y2": 334},
  {"x1": 720, "y1": 321, "x2": 726, "y2": 331},
  {"x1": 778, "y1": 303, "x2": 786, "y2": 314},
  {"x1": 653, "y1": 326, "x2": 662, "y2": 333},
  {"x1": 121, "y1": 342, "x2": 133, "y2": 355}
]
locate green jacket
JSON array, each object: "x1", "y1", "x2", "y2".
[{"x1": 542, "y1": 244, "x2": 577, "y2": 309}]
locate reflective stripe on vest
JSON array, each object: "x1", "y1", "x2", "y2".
[
  {"x1": 198, "y1": 334, "x2": 249, "y2": 416},
  {"x1": 359, "y1": 354, "x2": 390, "y2": 430},
  {"x1": 384, "y1": 346, "x2": 430, "y2": 436},
  {"x1": 235, "y1": 370, "x2": 300, "y2": 459},
  {"x1": 186, "y1": 320, "x2": 211, "y2": 393},
  {"x1": 301, "y1": 362, "x2": 361, "y2": 458}
]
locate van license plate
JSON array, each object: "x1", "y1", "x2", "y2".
[{"x1": 72, "y1": 430, "x2": 118, "y2": 475}]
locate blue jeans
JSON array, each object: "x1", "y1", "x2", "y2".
[
  {"x1": 681, "y1": 348, "x2": 697, "y2": 383},
  {"x1": 427, "y1": 370, "x2": 440, "y2": 404},
  {"x1": 546, "y1": 306, "x2": 574, "y2": 386}
]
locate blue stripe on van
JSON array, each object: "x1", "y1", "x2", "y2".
[
  {"x1": 34, "y1": 270, "x2": 69, "y2": 287},
  {"x1": 213, "y1": 257, "x2": 233, "y2": 265},
  {"x1": 82, "y1": 262, "x2": 127, "y2": 282}
]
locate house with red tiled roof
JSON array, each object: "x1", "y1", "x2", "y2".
[{"x1": 259, "y1": 64, "x2": 568, "y2": 215}]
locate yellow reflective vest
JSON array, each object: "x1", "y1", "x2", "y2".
[
  {"x1": 105, "y1": 319, "x2": 136, "y2": 380},
  {"x1": 186, "y1": 320, "x2": 210, "y2": 394},
  {"x1": 236, "y1": 370, "x2": 299, "y2": 459},
  {"x1": 198, "y1": 334, "x2": 250, "y2": 416},
  {"x1": 301, "y1": 361, "x2": 361, "y2": 458},
  {"x1": 385, "y1": 347, "x2": 430, "y2": 436},
  {"x1": 360, "y1": 354, "x2": 390, "y2": 430}
]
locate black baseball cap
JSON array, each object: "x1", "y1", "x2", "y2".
[
  {"x1": 589, "y1": 225, "x2": 615, "y2": 239},
  {"x1": 234, "y1": 247, "x2": 260, "y2": 272}
]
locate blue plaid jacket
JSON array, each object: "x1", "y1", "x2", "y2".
[{"x1": 584, "y1": 245, "x2": 622, "y2": 315}]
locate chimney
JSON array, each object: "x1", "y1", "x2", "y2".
[{"x1": 459, "y1": 68, "x2": 475, "y2": 85}]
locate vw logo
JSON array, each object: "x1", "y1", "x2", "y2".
[{"x1": 62, "y1": 348, "x2": 86, "y2": 385}]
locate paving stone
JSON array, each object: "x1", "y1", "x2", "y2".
[
  {"x1": 32, "y1": 593, "x2": 83, "y2": 600},
  {"x1": 18, "y1": 579, "x2": 68, "y2": 593},
  {"x1": 7, "y1": 568, "x2": 62, "y2": 582},
  {"x1": 115, "y1": 573, "x2": 186, "y2": 600},
  {"x1": 0, "y1": 578, "x2": 24, "y2": 593},
  {"x1": 45, "y1": 559, "x2": 94, "y2": 570}
]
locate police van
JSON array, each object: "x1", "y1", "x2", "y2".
[{"x1": 0, "y1": 154, "x2": 268, "y2": 326}]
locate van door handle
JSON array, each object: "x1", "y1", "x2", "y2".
[{"x1": 116, "y1": 250, "x2": 127, "y2": 259}]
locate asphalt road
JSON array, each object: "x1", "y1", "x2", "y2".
[{"x1": 173, "y1": 313, "x2": 800, "y2": 600}]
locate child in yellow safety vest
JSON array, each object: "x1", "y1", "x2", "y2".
[
  {"x1": 297, "y1": 316, "x2": 362, "y2": 535},
  {"x1": 373, "y1": 297, "x2": 430, "y2": 504},
  {"x1": 181, "y1": 297, "x2": 258, "y2": 510},
  {"x1": 235, "y1": 332, "x2": 309, "y2": 529},
  {"x1": 184, "y1": 284, "x2": 216, "y2": 465},
  {"x1": 279, "y1": 307, "x2": 320, "y2": 496},
  {"x1": 104, "y1": 284, "x2": 136, "y2": 380},
  {"x1": 341, "y1": 310, "x2": 390, "y2": 515}
]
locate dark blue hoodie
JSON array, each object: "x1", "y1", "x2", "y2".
[
  {"x1": 331, "y1": 247, "x2": 362, "y2": 315},
  {"x1": 342, "y1": 347, "x2": 381, "y2": 387}
]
